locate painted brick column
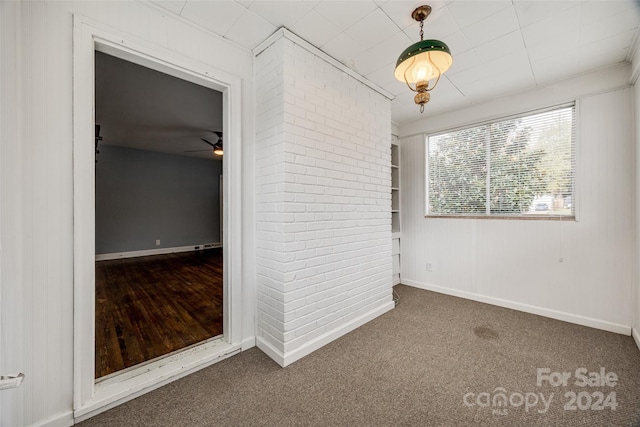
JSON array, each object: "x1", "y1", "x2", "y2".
[{"x1": 255, "y1": 31, "x2": 393, "y2": 366}]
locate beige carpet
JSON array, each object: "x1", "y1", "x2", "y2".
[{"x1": 78, "y1": 285, "x2": 640, "y2": 426}]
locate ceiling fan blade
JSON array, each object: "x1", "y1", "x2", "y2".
[
  {"x1": 200, "y1": 138, "x2": 215, "y2": 148},
  {"x1": 184, "y1": 149, "x2": 211, "y2": 153}
]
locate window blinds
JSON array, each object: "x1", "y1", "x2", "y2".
[{"x1": 427, "y1": 104, "x2": 575, "y2": 218}]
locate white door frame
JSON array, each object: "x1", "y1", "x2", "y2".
[{"x1": 72, "y1": 15, "x2": 243, "y2": 420}]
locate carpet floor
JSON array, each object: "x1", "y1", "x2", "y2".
[{"x1": 78, "y1": 285, "x2": 640, "y2": 426}]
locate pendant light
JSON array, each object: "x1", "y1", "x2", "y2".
[{"x1": 394, "y1": 5, "x2": 452, "y2": 113}]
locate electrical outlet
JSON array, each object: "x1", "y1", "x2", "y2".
[
  {"x1": 156, "y1": 239, "x2": 161, "y2": 246},
  {"x1": 426, "y1": 262, "x2": 433, "y2": 272}
]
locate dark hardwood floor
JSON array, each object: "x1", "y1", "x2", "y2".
[{"x1": 95, "y1": 248, "x2": 223, "y2": 379}]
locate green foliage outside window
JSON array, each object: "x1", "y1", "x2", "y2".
[{"x1": 427, "y1": 106, "x2": 574, "y2": 217}]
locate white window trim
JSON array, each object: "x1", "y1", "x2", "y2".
[{"x1": 424, "y1": 102, "x2": 579, "y2": 221}]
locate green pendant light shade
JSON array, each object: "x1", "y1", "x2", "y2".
[
  {"x1": 394, "y1": 39, "x2": 452, "y2": 83},
  {"x1": 394, "y1": 5, "x2": 452, "y2": 112}
]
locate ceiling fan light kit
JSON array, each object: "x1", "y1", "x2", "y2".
[
  {"x1": 394, "y1": 5, "x2": 453, "y2": 113},
  {"x1": 187, "y1": 131, "x2": 223, "y2": 156},
  {"x1": 211, "y1": 130, "x2": 223, "y2": 156}
]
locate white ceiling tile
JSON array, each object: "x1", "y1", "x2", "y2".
[
  {"x1": 462, "y1": 5, "x2": 519, "y2": 47},
  {"x1": 180, "y1": 0, "x2": 246, "y2": 36},
  {"x1": 224, "y1": 8, "x2": 278, "y2": 48},
  {"x1": 291, "y1": 10, "x2": 343, "y2": 48},
  {"x1": 578, "y1": 29, "x2": 635, "y2": 70},
  {"x1": 171, "y1": 0, "x2": 640, "y2": 125},
  {"x1": 150, "y1": 0, "x2": 187, "y2": 15},
  {"x1": 521, "y1": 6, "x2": 580, "y2": 61},
  {"x1": 530, "y1": 51, "x2": 579, "y2": 85},
  {"x1": 578, "y1": 46, "x2": 630, "y2": 72},
  {"x1": 449, "y1": 50, "x2": 530, "y2": 87},
  {"x1": 392, "y1": 90, "x2": 417, "y2": 106},
  {"x1": 473, "y1": 30, "x2": 525, "y2": 63},
  {"x1": 425, "y1": 85, "x2": 469, "y2": 113},
  {"x1": 353, "y1": 31, "x2": 412, "y2": 76},
  {"x1": 321, "y1": 32, "x2": 365, "y2": 63},
  {"x1": 402, "y1": 6, "x2": 460, "y2": 43},
  {"x1": 482, "y1": 50, "x2": 531, "y2": 78},
  {"x1": 579, "y1": 8, "x2": 640, "y2": 46},
  {"x1": 428, "y1": 75, "x2": 465, "y2": 100},
  {"x1": 386, "y1": 78, "x2": 413, "y2": 97},
  {"x1": 579, "y1": 0, "x2": 640, "y2": 26},
  {"x1": 447, "y1": 48, "x2": 480, "y2": 74},
  {"x1": 520, "y1": 4, "x2": 580, "y2": 46},
  {"x1": 391, "y1": 91, "x2": 424, "y2": 123},
  {"x1": 423, "y1": 6, "x2": 461, "y2": 39},
  {"x1": 446, "y1": 0, "x2": 512, "y2": 28},
  {"x1": 313, "y1": 1, "x2": 379, "y2": 31},
  {"x1": 429, "y1": 30, "x2": 472, "y2": 56},
  {"x1": 378, "y1": 1, "x2": 448, "y2": 30},
  {"x1": 345, "y1": 8, "x2": 403, "y2": 51},
  {"x1": 525, "y1": 33, "x2": 580, "y2": 62},
  {"x1": 514, "y1": 1, "x2": 575, "y2": 28},
  {"x1": 248, "y1": 1, "x2": 319, "y2": 28},
  {"x1": 457, "y1": 67, "x2": 535, "y2": 102},
  {"x1": 365, "y1": 61, "x2": 398, "y2": 87}
]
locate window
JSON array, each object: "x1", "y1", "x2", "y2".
[{"x1": 426, "y1": 104, "x2": 575, "y2": 219}]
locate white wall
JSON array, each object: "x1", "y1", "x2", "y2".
[
  {"x1": 398, "y1": 65, "x2": 635, "y2": 334},
  {"x1": 634, "y1": 69, "x2": 640, "y2": 348},
  {"x1": 254, "y1": 31, "x2": 394, "y2": 367},
  {"x1": 1, "y1": 2, "x2": 25, "y2": 427},
  {"x1": 0, "y1": 1, "x2": 255, "y2": 426}
]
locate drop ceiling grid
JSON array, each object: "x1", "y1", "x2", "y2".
[{"x1": 150, "y1": 0, "x2": 640, "y2": 124}]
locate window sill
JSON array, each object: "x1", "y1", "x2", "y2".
[{"x1": 425, "y1": 214, "x2": 576, "y2": 221}]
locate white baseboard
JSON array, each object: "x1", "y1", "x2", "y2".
[
  {"x1": 401, "y1": 279, "x2": 632, "y2": 336},
  {"x1": 257, "y1": 300, "x2": 395, "y2": 367},
  {"x1": 241, "y1": 336, "x2": 256, "y2": 351},
  {"x1": 632, "y1": 327, "x2": 640, "y2": 351},
  {"x1": 29, "y1": 411, "x2": 73, "y2": 427},
  {"x1": 95, "y1": 242, "x2": 221, "y2": 261},
  {"x1": 256, "y1": 336, "x2": 284, "y2": 366}
]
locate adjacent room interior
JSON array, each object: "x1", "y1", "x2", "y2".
[{"x1": 93, "y1": 51, "x2": 225, "y2": 379}]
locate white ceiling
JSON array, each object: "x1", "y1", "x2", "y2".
[{"x1": 151, "y1": 0, "x2": 640, "y2": 125}]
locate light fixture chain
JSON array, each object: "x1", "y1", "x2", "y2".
[{"x1": 419, "y1": 19, "x2": 424, "y2": 41}]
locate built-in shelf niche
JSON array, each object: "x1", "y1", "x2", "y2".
[{"x1": 391, "y1": 142, "x2": 400, "y2": 285}]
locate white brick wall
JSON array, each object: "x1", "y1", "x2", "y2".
[{"x1": 255, "y1": 33, "x2": 393, "y2": 366}]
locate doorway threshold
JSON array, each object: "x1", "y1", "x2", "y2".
[
  {"x1": 96, "y1": 334, "x2": 225, "y2": 386},
  {"x1": 75, "y1": 337, "x2": 240, "y2": 422}
]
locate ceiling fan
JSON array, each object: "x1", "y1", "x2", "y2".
[{"x1": 184, "y1": 131, "x2": 223, "y2": 156}]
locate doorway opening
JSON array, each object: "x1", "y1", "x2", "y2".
[
  {"x1": 73, "y1": 19, "x2": 244, "y2": 417},
  {"x1": 94, "y1": 51, "x2": 224, "y2": 379}
]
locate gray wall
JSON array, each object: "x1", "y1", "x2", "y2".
[{"x1": 96, "y1": 145, "x2": 221, "y2": 254}]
